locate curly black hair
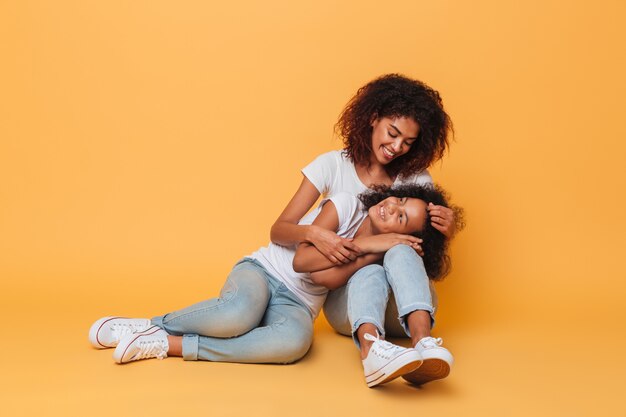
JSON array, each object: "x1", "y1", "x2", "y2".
[
  {"x1": 337, "y1": 74, "x2": 453, "y2": 179},
  {"x1": 358, "y1": 183, "x2": 464, "y2": 281}
]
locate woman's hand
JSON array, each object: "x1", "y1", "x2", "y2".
[
  {"x1": 307, "y1": 225, "x2": 362, "y2": 265},
  {"x1": 428, "y1": 203, "x2": 456, "y2": 238},
  {"x1": 355, "y1": 234, "x2": 423, "y2": 255}
]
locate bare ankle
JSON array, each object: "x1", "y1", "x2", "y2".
[
  {"x1": 356, "y1": 323, "x2": 379, "y2": 360},
  {"x1": 167, "y1": 335, "x2": 183, "y2": 357},
  {"x1": 407, "y1": 310, "x2": 431, "y2": 346}
]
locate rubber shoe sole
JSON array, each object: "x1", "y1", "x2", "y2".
[
  {"x1": 402, "y1": 358, "x2": 450, "y2": 385},
  {"x1": 365, "y1": 350, "x2": 423, "y2": 388}
]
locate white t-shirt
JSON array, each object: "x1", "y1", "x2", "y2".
[
  {"x1": 301, "y1": 150, "x2": 439, "y2": 312},
  {"x1": 301, "y1": 150, "x2": 433, "y2": 198},
  {"x1": 249, "y1": 193, "x2": 367, "y2": 318}
]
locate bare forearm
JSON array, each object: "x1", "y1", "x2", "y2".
[
  {"x1": 293, "y1": 242, "x2": 337, "y2": 272},
  {"x1": 270, "y1": 176, "x2": 321, "y2": 246},
  {"x1": 271, "y1": 221, "x2": 315, "y2": 247},
  {"x1": 294, "y1": 234, "x2": 394, "y2": 274},
  {"x1": 310, "y1": 253, "x2": 383, "y2": 290}
]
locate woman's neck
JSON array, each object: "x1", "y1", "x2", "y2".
[{"x1": 354, "y1": 161, "x2": 394, "y2": 188}]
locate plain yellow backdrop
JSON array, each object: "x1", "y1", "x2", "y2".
[{"x1": 1, "y1": 0, "x2": 625, "y2": 416}]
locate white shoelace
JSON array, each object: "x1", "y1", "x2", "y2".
[
  {"x1": 111, "y1": 322, "x2": 146, "y2": 342},
  {"x1": 133, "y1": 339, "x2": 168, "y2": 360},
  {"x1": 364, "y1": 332, "x2": 404, "y2": 360},
  {"x1": 419, "y1": 337, "x2": 443, "y2": 349}
]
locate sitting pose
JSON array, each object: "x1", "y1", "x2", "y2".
[
  {"x1": 89, "y1": 183, "x2": 460, "y2": 388},
  {"x1": 270, "y1": 74, "x2": 460, "y2": 386},
  {"x1": 320, "y1": 185, "x2": 463, "y2": 387}
]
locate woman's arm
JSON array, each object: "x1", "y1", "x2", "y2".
[
  {"x1": 295, "y1": 203, "x2": 424, "y2": 290},
  {"x1": 270, "y1": 177, "x2": 321, "y2": 246},
  {"x1": 292, "y1": 200, "x2": 343, "y2": 273},
  {"x1": 308, "y1": 253, "x2": 383, "y2": 290},
  {"x1": 270, "y1": 176, "x2": 360, "y2": 264},
  {"x1": 307, "y1": 233, "x2": 423, "y2": 289}
]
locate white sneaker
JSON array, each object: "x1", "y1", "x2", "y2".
[
  {"x1": 402, "y1": 337, "x2": 453, "y2": 385},
  {"x1": 89, "y1": 317, "x2": 152, "y2": 349},
  {"x1": 113, "y1": 326, "x2": 169, "y2": 364},
  {"x1": 362, "y1": 333, "x2": 423, "y2": 388}
]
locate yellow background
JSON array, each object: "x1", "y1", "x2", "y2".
[{"x1": 1, "y1": 0, "x2": 625, "y2": 415}]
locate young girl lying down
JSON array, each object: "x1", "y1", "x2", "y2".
[{"x1": 89, "y1": 183, "x2": 462, "y2": 388}]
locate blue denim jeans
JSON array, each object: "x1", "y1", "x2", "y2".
[
  {"x1": 323, "y1": 244, "x2": 438, "y2": 348},
  {"x1": 151, "y1": 259, "x2": 314, "y2": 364}
]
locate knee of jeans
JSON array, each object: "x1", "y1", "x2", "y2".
[
  {"x1": 383, "y1": 244, "x2": 424, "y2": 268},
  {"x1": 274, "y1": 328, "x2": 313, "y2": 364},
  {"x1": 232, "y1": 297, "x2": 269, "y2": 336},
  {"x1": 384, "y1": 243, "x2": 417, "y2": 261},
  {"x1": 348, "y1": 264, "x2": 388, "y2": 294},
  {"x1": 199, "y1": 291, "x2": 268, "y2": 337},
  {"x1": 349, "y1": 264, "x2": 385, "y2": 283},
  {"x1": 348, "y1": 264, "x2": 386, "y2": 288}
]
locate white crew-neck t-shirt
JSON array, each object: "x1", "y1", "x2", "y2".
[{"x1": 301, "y1": 150, "x2": 433, "y2": 198}]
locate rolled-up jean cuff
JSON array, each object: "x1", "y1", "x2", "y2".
[
  {"x1": 151, "y1": 316, "x2": 165, "y2": 328},
  {"x1": 182, "y1": 334, "x2": 199, "y2": 361},
  {"x1": 351, "y1": 317, "x2": 385, "y2": 349},
  {"x1": 397, "y1": 303, "x2": 435, "y2": 335}
]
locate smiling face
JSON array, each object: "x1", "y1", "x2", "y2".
[
  {"x1": 370, "y1": 116, "x2": 420, "y2": 166},
  {"x1": 368, "y1": 196, "x2": 428, "y2": 235}
]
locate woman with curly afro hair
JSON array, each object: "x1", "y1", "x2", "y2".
[{"x1": 270, "y1": 74, "x2": 460, "y2": 386}]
